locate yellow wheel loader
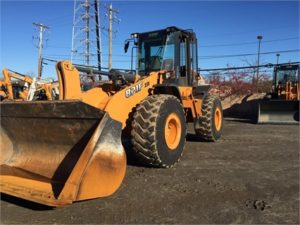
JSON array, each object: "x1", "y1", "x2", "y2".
[
  {"x1": 0, "y1": 27, "x2": 223, "y2": 206},
  {"x1": 258, "y1": 63, "x2": 299, "y2": 124}
]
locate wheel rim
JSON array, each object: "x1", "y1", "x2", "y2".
[
  {"x1": 164, "y1": 113, "x2": 182, "y2": 150},
  {"x1": 214, "y1": 107, "x2": 222, "y2": 131}
]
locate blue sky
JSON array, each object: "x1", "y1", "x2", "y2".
[{"x1": 1, "y1": 0, "x2": 299, "y2": 79}]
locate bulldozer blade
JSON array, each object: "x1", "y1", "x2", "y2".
[
  {"x1": 257, "y1": 100, "x2": 299, "y2": 124},
  {"x1": 0, "y1": 101, "x2": 126, "y2": 206}
]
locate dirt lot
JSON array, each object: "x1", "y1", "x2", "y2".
[{"x1": 1, "y1": 119, "x2": 299, "y2": 224}]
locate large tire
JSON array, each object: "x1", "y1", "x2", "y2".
[
  {"x1": 131, "y1": 95, "x2": 186, "y2": 168},
  {"x1": 194, "y1": 95, "x2": 223, "y2": 141}
]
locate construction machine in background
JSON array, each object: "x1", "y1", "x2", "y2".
[
  {"x1": 0, "y1": 69, "x2": 31, "y2": 101},
  {"x1": 0, "y1": 27, "x2": 223, "y2": 206},
  {"x1": 0, "y1": 79, "x2": 8, "y2": 100},
  {"x1": 258, "y1": 63, "x2": 299, "y2": 124},
  {"x1": 0, "y1": 69, "x2": 59, "y2": 101}
]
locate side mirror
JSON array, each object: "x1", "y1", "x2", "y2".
[{"x1": 124, "y1": 41, "x2": 130, "y2": 53}]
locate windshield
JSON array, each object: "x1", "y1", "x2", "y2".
[
  {"x1": 137, "y1": 32, "x2": 176, "y2": 76},
  {"x1": 275, "y1": 67, "x2": 299, "y2": 85}
]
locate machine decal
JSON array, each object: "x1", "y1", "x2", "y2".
[{"x1": 125, "y1": 82, "x2": 143, "y2": 98}]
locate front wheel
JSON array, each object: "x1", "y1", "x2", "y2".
[
  {"x1": 194, "y1": 95, "x2": 223, "y2": 141},
  {"x1": 131, "y1": 95, "x2": 186, "y2": 168}
]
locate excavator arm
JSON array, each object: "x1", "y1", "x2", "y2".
[
  {"x1": 1, "y1": 69, "x2": 33, "y2": 100},
  {"x1": 1, "y1": 68, "x2": 58, "y2": 101}
]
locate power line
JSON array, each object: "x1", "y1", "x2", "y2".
[
  {"x1": 46, "y1": 45, "x2": 71, "y2": 49},
  {"x1": 199, "y1": 49, "x2": 300, "y2": 59},
  {"x1": 46, "y1": 40, "x2": 123, "y2": 49},
  {"x1": 43, "y1": 57, "x2": 133, "y2": 72},
  {"x1": 44, "y1": 48, "x2": 300, "y2": 60},
  {"x1": 201, "y1": 70, "x2": 274, "y2": 77},
  {"x1": 199, "y1": 62, "x2": 300, "y2": 72},
  {"x1": 42, "y1": 58, "x2": 299, "y2": 78},
  {"x1": 43, "y1": 57, "x2": 299, "y2": 71},
  {"x1": 43, "y1": 56, "x2": 130, "y2": 63},
  {"x1": 200, "y1": 37, "x2": 299, "y2": 48},
  {"x1": 44, "y1": 53, "x2": 131, "y2": 57}
]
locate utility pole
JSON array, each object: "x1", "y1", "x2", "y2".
[
  {"x1": 256, "y1": 35, "x2": 263, "y2": 92},
  {"x1": 106, "y1": 3, "x2": 119, "y2": 70},
  {"x1": 276, "y1": 53, "x2": 280, "y2": 65},
  {"x1": 33, "y1": 22, "x2": 49, "y2": 79}
]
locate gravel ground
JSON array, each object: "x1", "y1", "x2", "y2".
[{"x1": 1, "y1": 119, "x2": 299, "y2": 224}]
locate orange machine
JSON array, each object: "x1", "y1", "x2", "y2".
[
  {"x1": 258, "y1": 64, "x2": 299, "y2": 123},
  {"x1": 273, "y1": 64, "x2": 299, "y2": 101},
  {"x1": 0, "y1": 27, "x2": 223, "y2": 206},
  {"x1": 0, "y1": 69, "x2": 59, "y2": 101},
  {"x1": 0, "y1": 69, "x2": 32, "y2": 100},
  {"x1": 0, "y1": 79, "x2": 8, "y2": 100}
]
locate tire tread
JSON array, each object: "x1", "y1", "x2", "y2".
[
  {"x1": 195, "y1": 95, "x2": 221, "y2": 142},
  {"x1": 131, "y1": 94, "x2": 184, "y2": 168}
]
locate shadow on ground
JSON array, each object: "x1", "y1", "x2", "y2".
[
  {"x1": 223, "y1": 94, "x2": 262, "y2": 123},
  {"x1": 0, "y1": 193, "x2": 53, "y2": 211}
]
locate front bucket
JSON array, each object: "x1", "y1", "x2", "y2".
[
  {"x1": 0, "y1": 101, "x2": 126, "y2": 206},
  {"x1": 257, "y1": 100, "x2": 299, "y2": 124}
]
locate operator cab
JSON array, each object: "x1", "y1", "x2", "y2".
[
  {"x1": 274, "y1": 64, "x2": 299, "y2": 86},
  {"x1": 125, "y1": 26, "x2": 199, "y2": 86}
]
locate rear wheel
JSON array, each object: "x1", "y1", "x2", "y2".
[
  {"x1": 194, "y1": 95, "x2": 223, "y2": 141},
  {"x1": 131, "y1": 95, "x2": 186, "y2": 168}
]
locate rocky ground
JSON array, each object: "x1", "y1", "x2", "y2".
[{"x1": 1, "y1": 119, "x2": 299, "y2": 224}]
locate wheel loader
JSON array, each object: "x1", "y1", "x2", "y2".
[
  {"x1": 0, "y1": 68, "x2": 59, "y2": 101},
  {"x1": 257, "y1": 63, "x2": 299, "y2": 124},
  {"x1": 0, "y1": 26, "x2": 223, "y2": 206}
]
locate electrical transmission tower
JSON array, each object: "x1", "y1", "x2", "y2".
[{"x1": 71, "y1": 0, "x2": 102, "y2": 70}]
